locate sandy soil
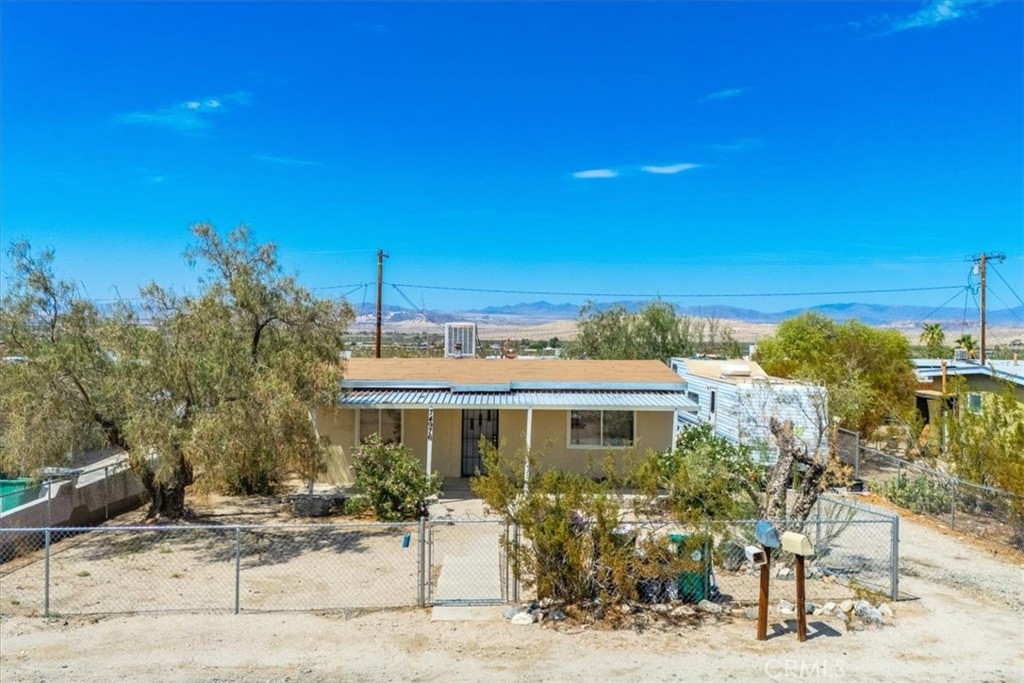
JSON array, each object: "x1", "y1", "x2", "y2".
[{"x1": 1, "y1": 503, "x2": 1021, "y2": 682}]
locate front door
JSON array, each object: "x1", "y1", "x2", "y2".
[{"x1": 461, "y1": 409, "x2": 499, "y2": 476}]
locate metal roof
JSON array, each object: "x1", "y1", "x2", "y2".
[{"x1": 339, "y1": 389, "x2": 699, "y2": 411}]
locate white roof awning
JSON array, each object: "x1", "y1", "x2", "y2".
[{"x1": 339, "y1": 389, "x2": 698, "y2": 412}]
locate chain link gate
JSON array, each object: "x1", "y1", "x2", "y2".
[{"x1": 427, "y1": 517, "x2": 512, "y2": 606}]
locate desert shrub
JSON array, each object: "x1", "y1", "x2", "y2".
[
  {"x1": 341, "y1": 493, "x2": 372, "y2": 516},
  {"x1": 873, "y1": 473, "x2": 953, "y2": 515},
  {"x1": 472, "y1": 440, "x2": 715, "y2": 606},
  {"x1": 638, "y1": 424, "x2": 762, "y2": 523},
  {"x1": 352, "y1": 434, "x2": 440, "y2": 521}
]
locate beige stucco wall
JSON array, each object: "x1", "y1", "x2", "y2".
[
  {"x1": 497, "y1": 409, "x2": 673, "y2": 476},
  {"x1": 317, "y1": 406, "x2": 675, "y2": 482}
]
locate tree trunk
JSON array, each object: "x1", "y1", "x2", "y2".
[
  {"x1": 764, "y1": 418, "x2": 798, "y2": 519},
  {"x1": 137, "y1": 451, "x2": 193, "y2": 520}
]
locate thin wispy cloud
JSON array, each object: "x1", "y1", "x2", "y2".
[
  {"x1": 707, "y1": 138, "x2": 763, "y2": 153},
  {"x1": 641, "y1": 163, "x2": 699, "y2": 175},
  {"x1": 859, "y1": 1, "x2": 993, "y2": 37},
  {"x1": 253, "y1": 154, "x2": 320, "y2": 167},
  {"x1": 699, "y1": 88, "x2": 747, "y2": 103},
  {"x1": 573, "y1": 169, "x2": 618, "y2": 179},
  {"x1": 115, "y1": 91, "x2": 253, "y2": 134}
]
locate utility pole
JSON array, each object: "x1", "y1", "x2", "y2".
[
  {"x1": 973, "y1": 251, "x2": 1006, "y2": 365},
  {"x1": 375, "y1": 249, "x2": 388, "y2": 358}
]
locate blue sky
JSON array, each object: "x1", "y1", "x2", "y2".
[{"x1": 1, "y1": 1, "x2": 1021, "y2": 315}]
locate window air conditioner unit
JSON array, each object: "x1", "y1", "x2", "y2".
[{"x1": 445, "y1": 323, "x2": 478, "y2": 358}]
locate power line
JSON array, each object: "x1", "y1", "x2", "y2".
[
  {"x1": 383, "y1": 282, "x2": 964, "y2": 299},
  {"x1": 989, "y1": 262, "x2": 1024, "y2": 309},
  {"x1": 917, "y1": 286, "x2": 971, "y2": 325}
]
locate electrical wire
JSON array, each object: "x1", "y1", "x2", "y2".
[
  {"x1": 989, "y1": 262, "x2": 1024, "y2": 309},
  {"x1": 383, "y1": 282, "x2": 963, "y2": 299}
]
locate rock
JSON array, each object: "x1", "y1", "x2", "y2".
[
  {"x1": 776, "y1": 567, "x2": 791, "y2": 579},
  {"x1": 697, "y1": 600, "x2": 722, "y2": 615},
  {"x1": 744, "y1": 607, "x2": 759, "y2": 621},
  {"x1": 548, "y1": 609, "x2": 567, "y2": 621},
  {"x1": 671, "y1": 605, "x2": 696, "y2": 618},
  {"x1": 851, "y1": 620, "x2": 865, "y2": 632},
  {"x1": 805, "y1": 602, "x2": 816, "y2": 615},
  {"x1": 833, "y1": 608, "x2": 847, "y2": 620},
  {"x1": 510, "y1": 612, "x2": 536, "y2": 625},
  {"x1": 778, "y1": 599, "x2": 796, "y2": 615},
  {"x1": 720, "y1": 540, "x2": 745, "y2": 571},
  {"x1": 502, "y1": 606, "x2": 524, "y2": 620},
  {"x1": 839, "y1": 600, "x2": 854, "y2": 613},
  {"x1": 289, "y1": 494, "x2": 333, "y2": 517},
  {"x1": 854, "y1": 600, "x2": 883, "y2": 625},
  {"x1": 821, "y1": 602, "x2": 836, "y2": 613},
  {"x1": 650, "y1": 603, "x2": 670, "y2": 613},
  {"x1": 879, "y1": 603, "x2": 894, "y2": 618},
  {"x1": 620, "y1": 604, "x2": 634, "y2": 614}
]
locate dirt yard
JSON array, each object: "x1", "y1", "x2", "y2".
[{"x1": 1, "y1": 495, "x2": 1021, "y2": 681}]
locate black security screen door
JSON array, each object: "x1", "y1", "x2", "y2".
[{"x1": 461, "y1": 409, "x2": 499, "y2": 476}]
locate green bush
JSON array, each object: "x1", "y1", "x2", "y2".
[
  {"x1": 341, "y1": 493, "x2": 372, "y2": 516},
  {"x1": 352, "y1": 434, "x2": 440, "y2": 521},
  {"x1": 873, "y1": 473, "x2": 953, "y2": 515}
]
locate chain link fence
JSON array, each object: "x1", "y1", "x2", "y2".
[
  {"x1": 0, "y1": 522, "x2": 422, "y2": 616},
  {"x1": 1, "y1": 500, "x2": 897, "y2": 617},
  {"x1": 837, "y1": 427, "x2": 1023, "y2": 548}
]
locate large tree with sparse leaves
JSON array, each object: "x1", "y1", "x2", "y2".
[{"x1": 1, "y1": 225, "x2": 353, "y2": 518}]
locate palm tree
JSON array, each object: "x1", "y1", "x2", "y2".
[
  {"x1": 920, "y1": 323, "x2": 945, "y2": 355},
  {"x1": 956, "y1": 333, "x2": 978, "y2": 358}
]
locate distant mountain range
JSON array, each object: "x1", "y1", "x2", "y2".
[{"x1": 353, "y1": 301, "x2": 1024, "y2": 326}]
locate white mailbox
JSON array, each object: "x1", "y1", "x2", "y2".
[
  {"x1": 781, "y1": 531, "x2": 815, "y2": 557},
  {"x1": 744, "y1": 545, "x2": 767, "y2": 567}
]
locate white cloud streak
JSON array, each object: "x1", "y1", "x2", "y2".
[
  {"x1": 573, "y1": 169, "x2": 618, "y2": 179},
  {"x1": 864, "y1": 1, "x2": 992, "y2": 36},
  {"x1": 115, "y1": 91, "x2": 253, "y2": 133},
  {"x1": 700, "y1": 88, "x2": 747, "y2": 103},
  {"x1": 641, "y1": 163, "x2": 700, "y2": 175},
  {"x1": 253, "y1": 154, "x2": 320, "y2": 167}
]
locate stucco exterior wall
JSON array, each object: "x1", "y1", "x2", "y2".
[{"x1": 319, "y1": 407, "x2": 675, "y2": 481}]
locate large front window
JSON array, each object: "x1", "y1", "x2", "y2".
[
  {"x1": 358, "y1": 408, "x2": 402, "y2": 444},
  {"x1": 569, "y1": 410, "x2": 634, "y2": 447}
]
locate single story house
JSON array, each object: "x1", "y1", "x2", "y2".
[
  {"x1": 669, "y1": 358, "x2": 828, "y2": 464},
  {"x1": 912, "y1": 358, "x2": 1024, "y2": 447},
  {"x1": 316, "y1": 358, "x2": 699, "y2": 484}
]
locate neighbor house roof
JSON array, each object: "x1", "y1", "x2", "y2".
[
  {"x1": 339, "y1": 358, "x2": 697, "y2": 411},
  {"x1": 670, "y1": 358, "x2": 803, "y2": 386},
  {"x1": 912, "y1": 359, "x2": 1024, "y2": 387}
]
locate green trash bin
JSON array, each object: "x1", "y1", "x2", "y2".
[{"x1": 669, "y1": 533, "x2": 711, "y2": 603}]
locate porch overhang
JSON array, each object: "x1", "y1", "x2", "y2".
[{"x1": 338, "y1": 389, "x2": 699, "y2": 412}]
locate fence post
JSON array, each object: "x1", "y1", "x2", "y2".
[
  {"x1": 854, "y1": 432, "x2": 860, "y2": 480},
  {"x1": 950, "y1": 481, "x2": 956, "y2": 530},
  {"x1": 512, "y1": 523, "x2": 520, "y2": 604},
  {"x1": 417, "y1": 517, "x2": 426, "y2": 608},
  {"x1": 44, "y1": 529, "x2": 51, "y2": 617},
  {"x1": 234, "y1": 527, "x2": 241, "y2": 614},
  {"x1": 890, "y1": 515, "x2": 900, "y2": 601},
  {"x1": 104, "y1": 466, "x2": 110, "y2": 520},
  {"x1": 815, "y1": 497, "x2": 823, "y2": 545}
]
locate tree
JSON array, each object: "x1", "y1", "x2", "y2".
[
  {"x1": 1, "y1": 225, "x2": 354, "y2": 519},
  {"x1": 566, "y1": 301, "x2": 740, "y2": 361},
  {"x1": 955, "y1": 334, "x2": 978, "y2": 359},
  {"x1": 0, "y1": 242, "x2": 127, "y2": 475},
  {"x1": 754, "y1": 312, "x2": 916, "y2": 436},
  {"x1": 919, "y1": 323, "x2": 946, "y2": 357}
]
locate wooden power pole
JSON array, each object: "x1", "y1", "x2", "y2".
[
  {"x1": 974, "y1": 251, "x2": 1006, "y2": 365},
  {"x1": 375, "y1": 249, "x2": 388, "y2": 358}
]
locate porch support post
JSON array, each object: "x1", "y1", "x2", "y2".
[
  {"x1": 426, "y1": 406, "x2": 434, "y2": 476},
  {"x1": 672, "y1": 408, "x2": 681, "y2": 449}
]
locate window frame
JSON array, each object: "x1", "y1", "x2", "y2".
[
  {"x1": 355, "y1": 407, "x2": 404, "y2": 445},
  {"x1": 566, "y1": 409, "x2": 636, "y2": 449}
]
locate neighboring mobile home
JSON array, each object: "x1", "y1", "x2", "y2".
[
  {"x1": 669, "y1": 358, "x2": 828, "y2": 464},
  {"x1": 317, "y1": 358, "x2": 699, "y2": 484}
]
